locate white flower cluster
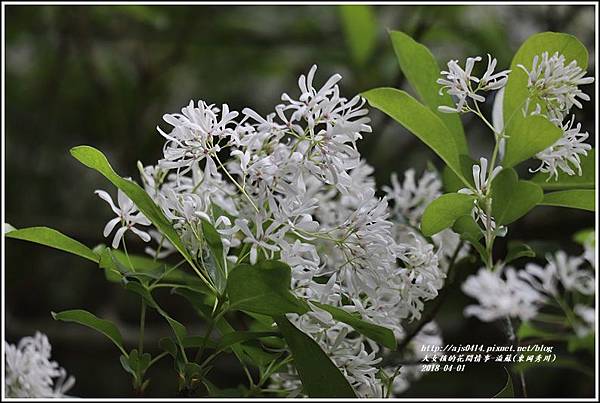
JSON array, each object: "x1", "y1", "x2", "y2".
[
  {"x1": 462, "y1": 246, "x2": 595, "y2": 327},
  {"x1": 462, "y1": 265, "x2": 544, "y2": 321},
  {"x1": 518, "y1": 51, "x2": 594, "y2": 180},
  {"x1": 94, "y1": 66, "x2": 463, "y2": 397},
  {"x1": 437, "y1": 54, "x2": 510, "y2": 113},
  {"x1": 4, "y1": 332, "x2": 75, "y2": 398}
]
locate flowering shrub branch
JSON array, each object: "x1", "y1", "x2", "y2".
[{"x1": 5, "y1": 30, "x2": 595, "y2": 398}]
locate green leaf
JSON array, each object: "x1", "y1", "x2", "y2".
[
  {"x1": 362, "y1": 88, "x2": 471, "y2": 186},
  {"x1": 531, "y1": 149, "x2": 595, "y2": 190},
  {"x1": 226, "y1": 260, "x2": 310, "y2": 316},
  {"x1": 311, "y1": 302, "x2": 397, "y2": 349},
  {"x1": 120, "y1": 349, "x2": 151, "y2": 386},
  {"x1": 503, "y1": 32, "x2": 589, "y2": 127},
  {"x1": 175, "y1": 288, "x2": 280, "y2": 371},
  {"x1": 213, "y1": 318, "x2": 279, "y2": 371},
  {"x1": 69, "y1": 146, "x2": 204, "y2": 285},
  {"x1": 491, "y1": 168, "x2": 543, "y2": 225},
  {"x1": 505, "y1": 241, "x2": 536, "y2": 264},
  {"x1": 452, "y1": 214, "x2": 483, "y2": 241},
  {"x1": 178, "y1": 331, "x2": 281, "y2": 352},
  {"x1": 6, "y1": 226, "x2": 99, "y2": 263},
  {"x1": 421, "y1": 193, "x2": 475, "y2": 237},
  {"x1": 275, "y1": 316, "x2": 356, "y2": 397},
  {"x1": 503, "y1": 115, "x2": 563, "y2": 168},
  {"x1": 389, "y1": 30, "x2": 467, "y2": 154},
  {"x1": 442, "y1": 165, "x2": 466, "y2": 193},
  {"x1": 339, "y1": 5, "x2": 377, "y2": 66},
  {"x1": 573, "y1": 228, "x2": 595, "y2": 246},
  {"x1": 201, "y1": 219, "x2": 227, "y2": 293},
  {"x1": 494, "y1": 367, "x2": 514, "y2": 398},
  {"x1": 52, "y1": 309, "x2": 125, "y2": 354},
  {"x1": 539, "y1": 189, "x2": 595, "y2": 212}
]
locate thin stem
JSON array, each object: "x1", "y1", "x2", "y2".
[
  {"x1": 121, "y1": 238, "x2": 135, "y2": 272},
  {"x1": 139, "y1": 301, "x2": 146, "y2": 354},
  {"x1": 153, "y1": 236, "x2": 165, "y2": 263},
  {"x1": 555, "y1": 295, "x2": 578, "y2": 331},
  {"x1": 194, "y1": 306, "x2": 218, "y2": 363},
  {"x1": 214, "y1": 154, "x2": 259, "y2": 212},
  {"x1": 505, "y1": 316, "x2": 527, "y2": 398},
  {"x1": 470, "y1": 102, "x2": 499, "y2": 135},
  {"x1": 148, "y1": 351, "x2": 168, "y2": 367}
]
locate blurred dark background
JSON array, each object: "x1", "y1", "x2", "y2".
[{"x1": 4, "y1": 4, "x2": 595, "y2": 398}]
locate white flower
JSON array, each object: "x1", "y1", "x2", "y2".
[
  {"x1": 574, "y1": 304, "x2": 595, "y2": 337},
  {"x1": 479, "y1": 54, "x2": 511, "y2": 91},
  {"x1": 437, "y1": 56, "x2": 483, "y2": 113},
  {"x1": 548, "y1": 251, "x2": 594, "y2": 295},
  {"x1": 437, "y1": 55, "x2": 509, "y2": 113},
  {"x1": 95, "y1": 188, "x2": 151, "y2": 248},
  {"x1": 235, "y1": 215, "x2": 285, "y2": 264},
  {"x1": 471, "y1": 204, "x2": 507, "y2": 238},
  {"x1": 395, "y1": 235, "x2": 445, "y2": 320},
  {"x1": 5, "y1": 332, "x2": 75, "y2": 398},
  {"x1": 458, "y1": 157, "x2": 502, "y2": 198},
  {"x1": 144, "y1": 229, "x2": 176, "y2": 259},
  {"x1": 519, "y1": 261, "x2": 559, "y2": 297},
  {"x1": 157, "y1": 101, "x2": 239, "y2": 172},
  {"x1": 462, "y1": 266, "x2": 544, "y2": 321},
  {"x1": 532, "y1": 115, "x2": 592, "y2": 181},
  {"x1": 520, "y1": 251, "x2": 594, "y2": 299},
  {"x1": 383, "y1": 169, "x2": 441, "y2": 226},
  {"x1": 518, "y1": 51, "x2": 594, "y2": 121}
]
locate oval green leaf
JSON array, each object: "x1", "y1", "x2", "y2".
[
  {"x1": 226, "y1": 260, "x2": 310, "y2": 316},
  {"x1": 421, "y1": 193, "x2": 475, "y2": 237},
  {"x1": 389, "y1": 30, "x2": 467, "y2": 154},
  {"x1": 362, "y1": 88, "x2": 472, "y2": 187},
  {"x1": 311, "y1": 301, "x2": 396, "y2": 349},
  {"x1": 52, "y1": 309, "x2": 126, "y2": 354},
  {"x1": 503, "y1": 115, "x2": 563, "y2": 168},
  {"x1": 539, "y1": 189, "x2": 595, "y2": 212},
  {"x1": 491, "y1": 168, "x2": 544, "y2": 225},
  {"x1": 275, "y1": 316, "x2": 356, "y2": 397},
  {"x1": 6, "y1": 226, "x2": 99, "y2": 263}
]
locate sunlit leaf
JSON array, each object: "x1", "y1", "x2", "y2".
[
  {"x1": 491, "y1": 168, "x2": 543, "y2": 225},
  {"x1": 362, "y1": 88, "x2": 472, "y2": 187},
  {"x1": 421, "y1": 193, "x2": 475, "y2": 236},
  {"x1": 539, "y1": 189, "x2": 595, "y2": 212},
  {"x1": 6, "y1": 226, "x2": 99, "y2": 263},
  {"x1": 389, "y1": 30, "x2": 467, "y2": 154},
  {"x1": 227, "y1": 260, "x2": 309, "y2": 316},
  {"x1": 52, "y1": 309, "x2": 126, "y2": 354},
  {"x1": 503, "y1": 115, "x2": 562, "y2": 168}
]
